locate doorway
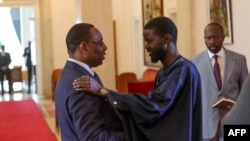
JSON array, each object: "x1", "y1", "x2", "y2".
[{"x1": 0, "y1": 6, "x2": 37, "y2": 94}]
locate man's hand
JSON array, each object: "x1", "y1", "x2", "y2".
[
  {"x1": 73, "y1": 75, "x2": 102, "y2": 96},
  {"x1": 1, "y1": 66, "x2": 7, "y2": 71},
  {"x1": 218, "y1": 105, "x2": 232, "y2": 119}
]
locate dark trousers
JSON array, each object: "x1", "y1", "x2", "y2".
[
  {"x1": 0, "y1": 69, "x2": 12, "y2": 93},
  {"x1": 27, "y1": 65, "x2": 32, "y2": 93}
]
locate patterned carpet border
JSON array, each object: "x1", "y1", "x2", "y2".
[{"x1": 38, "y1": 101, "x2": 55, "y2": 118}]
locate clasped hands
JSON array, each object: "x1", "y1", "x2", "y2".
[{"x1": 73, "y1": 76, "x2": 102, "y2": 96}]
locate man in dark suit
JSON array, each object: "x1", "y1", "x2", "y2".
[
  {"x1": 0, "y1": 45, "x2": 12, "y2": 94},
  {"x1": 55, "y1": 23, "x2": 124, "y2": 141},
  {"x1": 23, "y1": 41, "x2": 32, "y2": 93},
  {"x1": 191, "y1": 22, "x2": 249, "y2": 141}
]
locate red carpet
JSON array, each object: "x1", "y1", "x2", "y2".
[{"x1": 0, "y1": 100, "x2": 58, "y2": 141}]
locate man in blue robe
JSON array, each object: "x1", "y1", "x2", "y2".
[{"x1": 73, "y1": 16, "x2": 203, "y2": 141}]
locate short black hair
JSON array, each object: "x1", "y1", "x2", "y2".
[
  {"x1": 144, "y1": 16, "x2": 178, "y2": 43},
  {"x1": 205, "y1": 22, "x2": 224, "y2": 34},
  {"x1": 66, "y1": 23, "x2": 94, "y2": 54}
]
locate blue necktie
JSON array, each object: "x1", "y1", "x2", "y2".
[{"x1": 213, "y1": 55, "x2": 222, "y2": 90}]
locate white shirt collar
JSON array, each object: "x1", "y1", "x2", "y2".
[
  {"x1": 1, "y1": 51, "x2": 6, "y2": 56},
  {"x1": 207, "y1": 47, "x2": 225, "y2": 60},
  {"x1": 67, "y1": 58, "x2": 94, "y2": 76}
]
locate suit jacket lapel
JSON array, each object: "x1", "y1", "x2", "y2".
[
  {"x1": 223, "y1": 49, "x2": 235, "y2": 85},
  {"x1": 93, "y1": 72, "x2": 103, "y2": 86},
  {"x1": 65, "y1": 61, "x2": 103, "y2": 86}
]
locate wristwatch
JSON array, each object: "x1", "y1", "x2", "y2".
[{"x1": 100, "y1": 88, "x2": 109, "y2": 97}]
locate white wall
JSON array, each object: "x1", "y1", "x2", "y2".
[
  {"x1": 112, "y1": 0, "x2": 136, "y2": 75},
  {"x1": 50, "y1": 0, "x2": 77, "y2": 69}
]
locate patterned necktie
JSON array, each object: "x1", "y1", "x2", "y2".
[{"x1": 213, "y1": 55, "x2": 222, "y2": 90}]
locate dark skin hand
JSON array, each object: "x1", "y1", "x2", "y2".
[
  {"x1": 218, "y1": 105, "x2": 233, "y2": 119},
  {"x1": 73, "y1": 76, "x2": 101, "y2": 96}
]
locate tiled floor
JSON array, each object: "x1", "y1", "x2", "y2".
[{"x1": 0, "y1": 83, "x2": 61, "y2": 141}]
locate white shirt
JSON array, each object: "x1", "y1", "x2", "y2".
[
  {"x1": 67, "y1": 58, "x2": 94, "y2": 77},
  {"x1": 0, "y1": 51, "x2": 6, "y2": 56}
]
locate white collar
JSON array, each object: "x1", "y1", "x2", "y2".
[
  {"x1": 207, "y1": 47, "x2": 225, "y2": 60},
  {"x1": 67, "y1": 58, "x2": 94, "y2": 76}
]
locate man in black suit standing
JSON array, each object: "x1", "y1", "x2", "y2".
[
  {"x1": 0, "y1": 45, "x2": 12, "y2": 94},
  {"x1": 23, "y1": 41, "x2": 32, "y2": 93}
]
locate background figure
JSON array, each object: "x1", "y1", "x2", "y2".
[
  {"x1": 0, "y1": 45, "x2": 12, "y2": 94},
  {"x1": 23, "y1": 41, "x2": 32, "y2": 93},
  {"x1": 191, "y1": 22, "x2": 248, "y2": 141}
]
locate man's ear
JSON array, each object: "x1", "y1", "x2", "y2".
[
  {"x1": 163, "y1": 34, "x2": 172, "y2": 43},
  {"x1": 79, "y1": 41, "x2": 88, "y2": 54}
]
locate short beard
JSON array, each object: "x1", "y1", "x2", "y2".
[
  {"x1": 151, "y1": 57, "x2": 159, "y2": 63},
  {"x1": 151, "y1": 44, "x2": 167, "y2": 63}
]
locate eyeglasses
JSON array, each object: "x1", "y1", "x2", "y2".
[{"x1": 89, "y1": 41, "x2": 105, "y2": 47}]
